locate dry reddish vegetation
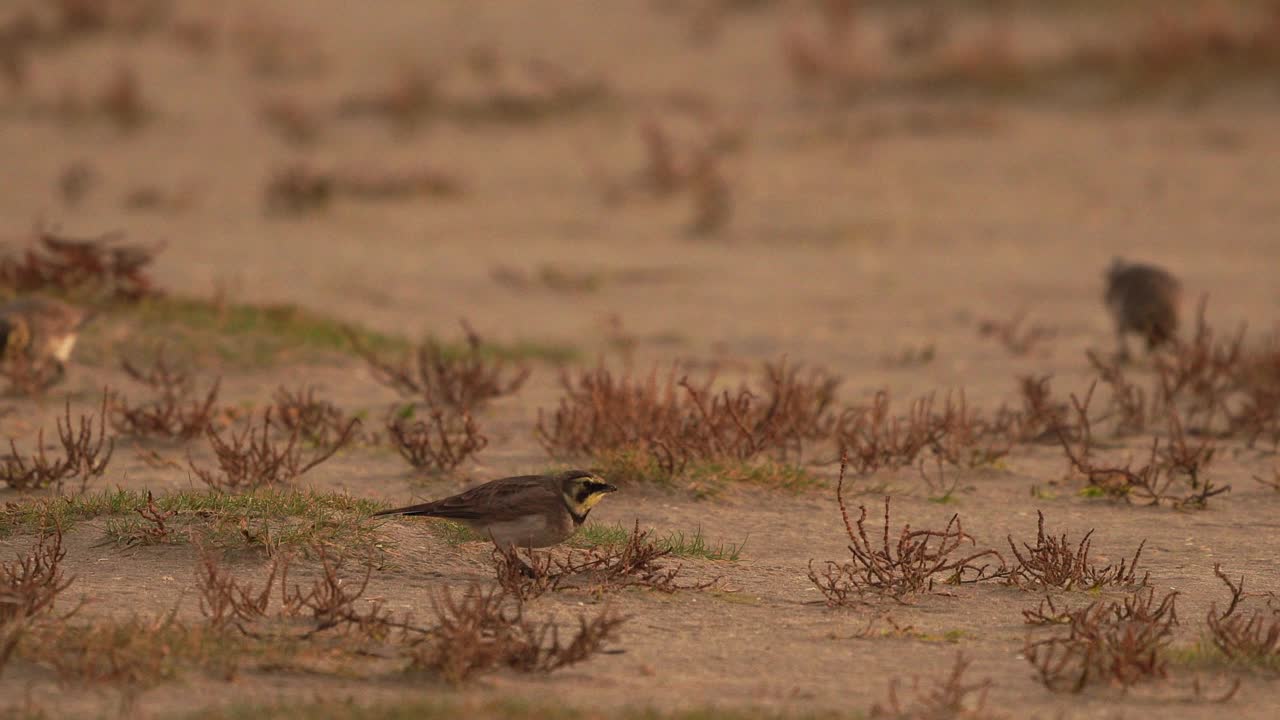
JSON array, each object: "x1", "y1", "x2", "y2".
[{"x1": 1, "y1": 1, "x2": 1279, "y2": 718}]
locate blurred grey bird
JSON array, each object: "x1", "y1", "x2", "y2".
[
  {"x1": 1104, "y1": 258, "x2": 1181, "y2": 361},
  {"x1": 0, "y1": 296, "x2": 93, "y2": 385},
  {"x1": 373, "y1": 470, "x2": 618, "y2": 549}
]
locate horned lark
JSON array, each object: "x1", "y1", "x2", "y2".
[
  {"x1": 374, "y1": 470, "x2": 618, "y2": 549},
  {"x1": 0, "y1": 296, "x2": 92, "y2": 384},
  {"x1": 1104, "y1": 258, "x2": 1181, "y2": 361}
]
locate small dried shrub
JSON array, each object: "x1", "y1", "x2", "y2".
[
  {"x1": 97, "y1": 64, "x2": 149, "y2": 131},
  {"x1": 113, "y1": 490, "x2": 175, "y2": 547},
  {"x1": 0, "y1": 528, "x2": 74, "y2": 624},
  {"x1": 335, "y1": 62, "x2": 438, "y2": 131},
  {"x1": 263, "y1": 163, "x2": 463, "y2": 215},
  {"x1": 1087, "y1": 350, "x2": 1152, "y2": 436},
  {"x1": 1205, "y1": 564, "x2": 1280, "y2": 668},
  {"x1": 0, "y1": 528, "x2": 76, "y2": 673},
  {"x1": 836, "y1": 391, "x2": 928, "y2": 474},
  {"x1": 1022, "y1": 595, "x2": 1074, "y2": 626},
  {"x1": 411, "y1": 585, "x2": 625, "y2": 683},
  {"x1": 0, "y1": 354, "x2": 63, "y2": 396},
  {"x1": 195, "y1": 549, "x2": 277, "y2": 628},
  {"x1": 991, "y1": 375, "x2": 1067, "y2": 444},
  {"x1": 0, "y1": 229, "x2": 162, "y2": 301},
  {"x1": 686, "y1": 151, "x2": 732, "y2": 236},
  {"x1": 195, "y1": 546, "x2": 395, "y2": 639},
  {"x1": 111, "y1": 351, "x2": 221, "y2": 440},
  {"x1": 978, "y1": 311, "x2": 1055, "y2": 356},
  {"x1": 1151, "y1": 299, "x2": 1265, "y2": 437},
  {"x1": 386, "y1": 409, "x2": 487, "y2": 473},
  {"x1": 1160, "y1": 411, "x2": 1217, "y2": 490},
  {"x1": 1006, "y1": 511, "x2": 1147, "y2": 591},
  {"x1": 928, "y1": 391, "x2": 1012, "y2": 468},
  {"x1": 263, "y1": 163, "x2": 332, "y2": 214},
  {"x1": 1255, "y1": 467, "x2": 1280, "y2": 493},
  {"x1": 871, "y1": 652, "x2": 997, "y2": 720},
  {"x1": 272, "y1": 386, "x2": 361, "y2": 447},
  {"x1": 0, "y1": 395, "x2": 114, "y2": 493},
  {"x1": 279, "y1": 544, "x2": 389, "y2": 635},
  {"x1": 463, "y1": 56, "x2": 610, "y2": 124},
  {"x1": 1025, "y1": 588, "x2": 1179, "y2": 692},
  {"x1": 353, "y1": 323, "x2": 528, "y2": 413},
  {"x1": 807, "y1": 458, "x2": 1004, "y2": 605},
  {"x1": 917, "y1": 455, "x2": 960, "y2": 502},
  {"x1": 535, "y1": 364, "x2": 694, "y2": 468},
  {"x1": 48, "y1": 0, "x2": 169, "y2": 37},
  {"x1": 332, "y1": 166, "x2": 464, "y2": 201},
  {"x1": 537, "y1": 359, "x2": 840, "y2": 480},
  {"x1": 258, "y1": 95, "x2": 323, "y2": 145},
  {"x1": 188, "y1": 408, "x2": 356, "y2": 492},
  {"x1": 837, "y1": 390, "x2": 1008, "y2": 475},
  {"x1": 1059, "y1": 427, "x2": 1228, "y2": 508},
  {"x1": 492, "y1": 521, "x2": 716, "y2": 601}
]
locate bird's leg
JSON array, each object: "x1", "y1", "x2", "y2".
[{"x1": 496, "y1": 541, "x2": 540, "y2": 578}]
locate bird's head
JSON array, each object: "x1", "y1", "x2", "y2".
[
  {"x1": 558, "y1": 470, "x2": 618, "y2": 516},
  {"x1": 0, "y1": 318, "x2": 30, "y2": 357}
]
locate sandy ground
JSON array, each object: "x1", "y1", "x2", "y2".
[{"x1": 1, "y1": 1, "x2": 1280, "y2": 718}]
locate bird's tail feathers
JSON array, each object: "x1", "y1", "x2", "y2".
[{"x1": 372, "y1": 503, "x2": 438, "y2": 518}]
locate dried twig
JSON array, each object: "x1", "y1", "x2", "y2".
[
  {"x1": 188, "y1": 408, "x2": 356, "y2": 492},
  {"x1": 1006, "y1": 511, "x2": 1147, "y2": 591},
  {"x1": 0, "y1": 394, "x2": 114, "y2": 493},
  {"x1": 386, "y1": 409, "x2": 487, "y2": 473},
  {"x1": 808, "y1": 456, "x2": 1005, "y2": 605}
]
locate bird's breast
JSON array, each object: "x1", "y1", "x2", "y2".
[
  {"x1": 478, "y1": 511, "x2": 573, "y2": 548},
  {"x1": 48, "y1": 334, "x2": 77, "y2": 362}
]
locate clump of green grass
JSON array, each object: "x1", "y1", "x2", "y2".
[
  {"x1": 569, "y1": 522, "x2": 632, "y2": 549},
  {"x1": 1168, "y1": 635, "x2": 1280, "y2": 674},
  {"x1": 76, "y1": 295, "x2": 578, "y2": 368},
  {"x1": 656, "y1": 527, "x2": 746, "y2": 561},
  {"x1": 415, "y1": 519, "x2": 480, "y2": 546},
  {"x1": 3, "y1": 488, "x2": 385, "y2": 556},
  {"x1": 570, "y1": 523, "x2": 744, "y2": 561},
  {"x1": 590, "y1": 449, "x2": 819, "y2": 494},
  {"x1": 77, "y1": 297, "x2": 405, "y2": 368}
]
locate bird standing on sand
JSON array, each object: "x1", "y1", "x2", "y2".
[
  {"x1": 373, "y1": 470, "x2": 618, "y2": 549},
  {"x1": 0, "y1": 296, "x2": 93, "y2": 385},
  {"x1": 1104, "y1": 258, "x2": 1181, "y2": 361}
]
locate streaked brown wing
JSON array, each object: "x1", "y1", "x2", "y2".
[{"x1": 374, "y1": 474, "x2": 558, "y2": 521}]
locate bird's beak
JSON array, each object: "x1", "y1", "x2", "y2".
[{"x1": 601, "y1": 483, "x2": 619, "y2": 494}]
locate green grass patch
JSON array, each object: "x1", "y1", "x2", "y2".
[
  {"x1": 412, "y1": 518, "x2": 481, "y2": 546},
  {"x1": 1167, "y1": 637, "x2": 1280, "y2": 674},
  {"x1": 76, "y1": 295, "x2": 578, "y2": 368},
  {"x1": 2, "y1": 487, "x2": 386, "y2": 555},
  {"x1": 1077, "y1": 485, "x2": 1126, "y2": 499},
  {"x1": 654, "y1": 527, "x2": 746, "y2": 561},
  {"x1": 570, "y1": 521, "x2": 633, "y2": 549},
  {"x1": 569, "y1": 523, "x2": 744, "y2": 561},
  {"x1": 586, "y1": 449, "x2": 820, "y2": 495}
]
